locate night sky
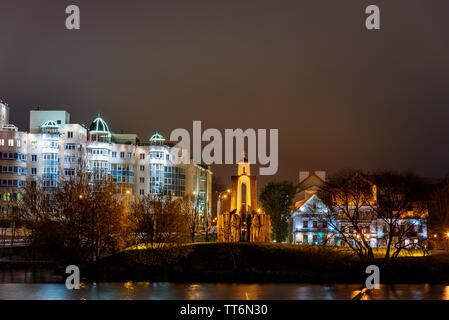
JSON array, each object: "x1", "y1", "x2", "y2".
[{"x1": 1, "y1": 0, "x2": 449, "y2": 191}]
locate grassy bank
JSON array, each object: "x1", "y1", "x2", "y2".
[{"x1": 95, "y1": 243, "x2": 449, "y2": 283}]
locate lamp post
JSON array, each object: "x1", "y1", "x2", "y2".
[{"x1": 217, "y1": 189, "x2": 231, "y2": 216}]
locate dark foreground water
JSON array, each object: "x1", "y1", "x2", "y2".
[
  {"x1": 0, "y1": 268, "x2": 448, "y2": 299},
  {"x1": 1, "y1": 282, "x2": 449, "y2": 300}
]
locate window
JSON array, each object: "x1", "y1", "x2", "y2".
[
  {"x1": 65, "y1": 143, "x2": 76, "y2": 150},
  {"x1": 303, "y1": 220, "x2": 308, "y2": 228},
  {"x1": 150, "y1": 151, "x2": 164, "y2": 159},
  {"x1": 8, "y1": 139, "x2": 13, "y2": 146},
  {"x1": 16, "y1": 140, "x2": 21, "y2": 147},
  {"x1": 67, "y1": 131, "x2": 73, "y2": 138},
  {"x1": 313, "y1": 221, "x2": 318, "y2": 228},
  {"x1": 128, "y1": 153, "x2": 132, "y2": 159},
  {"x1": 140, "y1": 177, "x2": 145, "y2": 184},
  {"x1": 139, "y1": 165, "x2": 145, "y2": 172},
  {"x1": 140, "y1": 153, "x2": 145, "y2": 160},
  {"x1": 31, "y1": 168, "x2": 37, "y2": 175},
  {"x1": 112, "y1": 152, "x2": 117, "y2": 158},
  {"x1": 31, "y1": 155, "x2": 37, "y2": 162},
  {"x1": 139, "y1": 189, "x2": 144, "y2": 196},
  {"x1": 0, "y1": 139, "x2": 3, "y2": 146},
  {"x1": 64, "y1": 169, "x2": 75, "y2": 176},
  {"x1": 166, "y1": 154, "x2": 170, "y2": 161},
  {"x1": 64, "y1": 156, "x2": 75, "y2": 163},
  {"x1": 57, "y1": 120, "x2": 61, "y2": 124},
  {"x1": 120, "y1": 152, "x2": 125, "y2": 158},
  {"x1": 303, "y1": 234, "x2": 309, "y2": 243},
  {"x1": 31, "y1": 141, "x2": 37, "y2": 149}
]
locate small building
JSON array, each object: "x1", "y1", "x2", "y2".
[
  {"x1": 217, "y1": 154, "x2": 270, "y2": 242},
  {"x1": 291, "y1": 170, "x2": 428, "y2": 248}
]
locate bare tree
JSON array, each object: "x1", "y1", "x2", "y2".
[
  {"x1": 370, "y1": 171, "x2": 428, "y2": 264},
  {"x1": 128, "y1": 194, "x2": 190, "y2": 265},
  {"x1": 322, "y1": 170, "x2": 428, "y2": 265},
  {"x1": 18, "y1": 170, "x2": 130, "y2": 263},
  {"x1": 428, "y1": 176, "x2": 449, "y2": 249},
  {"x1": 179, "y1": 194, "x2": 201, "y2": 243},
  {"x1": 0, "y1": 195, "x2": 20, "y2": 252},
  {"x1": 321, "y1": 170, "x2": 376, "y2": 262}
]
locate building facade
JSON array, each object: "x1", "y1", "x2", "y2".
[
  {"x1": 291, "y1": 171, "x2": 428, "y2": 248},
  {"x1": 0, "y1": 108, "x2": 212, "y2": 218}
]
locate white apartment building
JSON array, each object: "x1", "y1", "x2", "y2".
[{"x1": 0, "y1": 108, "x2": 212, "y2": 219}]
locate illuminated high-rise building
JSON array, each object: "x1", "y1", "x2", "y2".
[{"x1": 0, "y1": 106, "x2": 212, "y2": 216}]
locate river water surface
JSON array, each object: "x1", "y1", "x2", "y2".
[
  {"x1": 0, "y1": 268, "x2": 448, "y2": 300},
  {"x1": 1, "y1": 282, "x2": 449, "y2": 300}
]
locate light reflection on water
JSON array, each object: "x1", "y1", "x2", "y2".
[{"x1": 0, "y1": 282, "x2": 449, "y2": 300}]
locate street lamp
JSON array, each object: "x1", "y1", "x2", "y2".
[{"x1": 217, "y1": 189, "x2": 231, "y2": 216}]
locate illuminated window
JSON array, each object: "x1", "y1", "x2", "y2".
[
  {"x1": 8, "y1": 139, "x2": 13, "y2": 146},
  {"x1": 65, "y1": 143, "x2": 76, "y2": 150},
  {"x1": 0, "y1": 139, "x2": 4, "y2": 146}
]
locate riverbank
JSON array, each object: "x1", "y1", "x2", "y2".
[
  {"x1": 96, "y1": 243, "x2": 449, "y2": 283},
  {"x1": 2, "y1": 243, "x2": 449, "y2": 284}
]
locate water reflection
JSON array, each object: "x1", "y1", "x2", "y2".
[{"x1": 1, "y1": 282, "x2": 449, "y2": 300}]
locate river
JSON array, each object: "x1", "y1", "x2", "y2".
[{"x1": 0, "y1": 282, "x2": 449, "y2": 300}]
